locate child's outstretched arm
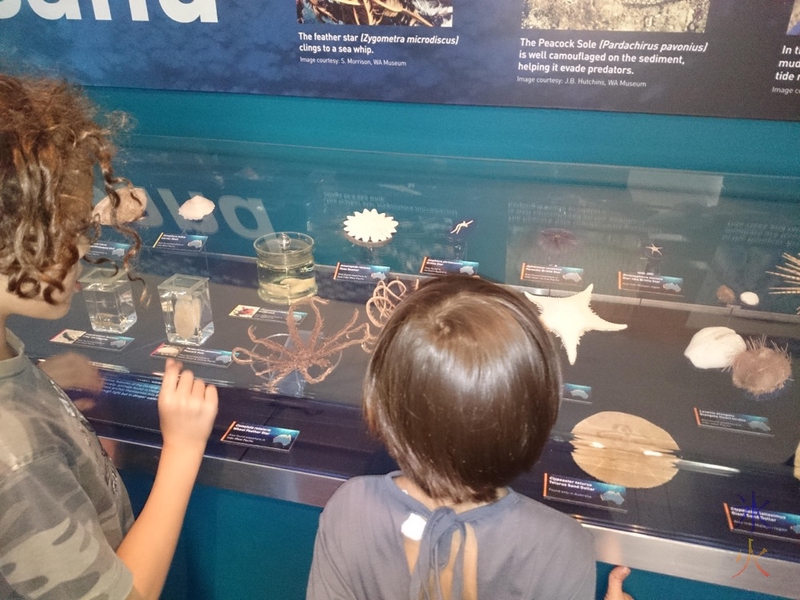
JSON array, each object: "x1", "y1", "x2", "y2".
[{"x1": 115, "y1": 358, "x2": 218, "y2": 600}]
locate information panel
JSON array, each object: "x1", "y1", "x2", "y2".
[{"x1": 2, "y1": 0, "x2": 800, "y2": 119}]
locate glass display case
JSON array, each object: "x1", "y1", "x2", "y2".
[{"x1": 11, "y1": 135, "x2": 800, "y2": 597}]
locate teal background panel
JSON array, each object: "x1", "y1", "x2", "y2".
[{"x1": 89, "y1": 88, "x2": 800, "y2": 177}]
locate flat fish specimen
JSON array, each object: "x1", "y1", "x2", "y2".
[
  {"x1": 174, "y1": 296, "x2": 202, "y2": 339},
  {"x1": 93, "y1": 187, "x2": 147, "y2": 225},
  {"x1": 683, "y1": 327, "x2": 746, "y2": 370},
  {"x1": 178, "y1": 195, "x2": 215, "y2": 221},
  {"x1": 524, "y1": 284, "x2": 627, "y2": 365},
  {"x1": 571, "y1": 411, "x2": 680, "y2": 489}
]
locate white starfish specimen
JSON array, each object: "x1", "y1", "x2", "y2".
[
  {"x1": 343, "y1": 209, "x2": 398, "y2": 243},
  {"x1": 524, "y1": 284, "x2": 627, "y2": 365}
]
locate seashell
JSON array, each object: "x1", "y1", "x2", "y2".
[
  {"x1": 716, "y1": 285, "x2": 735, "y2": 305},
  {"x1": 178, "y1": 195, "x2": 215, "y2": 221},
  {"x1": 683, "y1": 327, "x2": 746, "y2": 369},
  {"x1": 739, "y1": 291, "x2": 759, "y2": 306},
  {"x1": 92, "y1": 187, "x2": 147, "y2": 225}
]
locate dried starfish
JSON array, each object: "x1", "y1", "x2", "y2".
[{"x1": 232, "y1": 296, "x2": 372, "y2": 391}]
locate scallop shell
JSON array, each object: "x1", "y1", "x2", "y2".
[
  {"x1": 178, "y1": 195, "x2": 215, "y2": 221},
  {"x1": 683, "y1": 327, "x2": 746, "y2": 369},
  {"x1": 92, "y1": 187, "x2": 147, "y2": 225}
]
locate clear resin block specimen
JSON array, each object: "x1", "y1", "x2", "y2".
[
  {"x1": 79, "y1": 266, "x2": 137, "y2": 334},
  {"x1": 157, "y1": 274, "x2": 214, "y2": 346}
]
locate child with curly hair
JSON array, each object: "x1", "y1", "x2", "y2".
[{"x1": 0, "y1": 73, "x2": 218, "y2": 600}]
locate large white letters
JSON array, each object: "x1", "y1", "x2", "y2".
[{"x1": 1, "y1": 0, "x2": 217, "y2": 21}]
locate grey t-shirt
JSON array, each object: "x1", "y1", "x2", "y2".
[
  {"x1": 0, "y1": 330, "x2": 134, "y2": 599},
  {"x1": 308, "y1": 472, "x2": 596, "y2": 599}
]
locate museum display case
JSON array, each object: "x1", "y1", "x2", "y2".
[{"x1": 10, "y1": 135, "x2": 800, "y2": 597}]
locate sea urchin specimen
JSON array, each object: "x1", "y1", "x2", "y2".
[
  {"x1": 768, "y1": 252, "x2": 800, "y2": 314},
  {"x1": 731, "y1": 337, "x2": 792, "y2": 397}
]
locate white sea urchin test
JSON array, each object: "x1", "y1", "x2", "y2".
[{"x1": 343, "y1": 209, "x2": 398, "y2": 244}]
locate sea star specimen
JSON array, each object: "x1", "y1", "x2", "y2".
[
  {"x1": 343, "y1": 209, "x2": 398, "y2": 244},
  {"x1": 524, "y1": 284, "x2": 627, "y2": 365}
]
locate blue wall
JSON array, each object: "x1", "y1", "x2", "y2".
[{"x1": 89, "y1": 88, "x2": 800, "y2": 177}]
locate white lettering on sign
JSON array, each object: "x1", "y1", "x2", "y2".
[{"x1": 0, "y1": 0, "x2": 218, "y2": 22}]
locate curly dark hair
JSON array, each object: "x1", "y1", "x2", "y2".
[{"x1": 0, "y1": 74, "x2": 140, "y2": 304}]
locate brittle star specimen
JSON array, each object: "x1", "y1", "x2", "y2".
[
  {"x1": 232, "y1": 296, "x2": 372, "y2": 391},
  {"x1": 767, "y1": 252, "x2": 800, "y2": 314},
  {"x1": 362, "y1": 278, "x2": 418, "y2": 351}
]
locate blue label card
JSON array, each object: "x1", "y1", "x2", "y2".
[
  {"x1": 694, "y1": 408, "x2": 773, "y2": 436},
  {"x1": 419, "y1": 258, "x2": 479, "y2": 276},
  {"x1": 725, "y1": 503, "x2": 800, "y2": 543},
  {"x1": 221, "y1": 421, "x2": 299, "y2": 452},
  {"x1": 50, "y1": 329, "x2": 134, "y2": 352},
  {"x1": 87, "y1": 241, "x2": 132, "y2": 261},
  {"x1": 562, "y1": 383, "x2": 593, "y2": 405},
  {"x1": 153, "y1": 233, "x2": 208, "y2": 252},
  {"x1": 228, "y1": 305, "x2": 307, "y2": 324},
  {"x1": 151, "y1": 344, "x2": 233, "y2": 368},
  {"x1": 520, "y1": 263, "x2": 584, "y2": 286},
  {"x1": 544, "y1": 474, "x2": 627, "y2": 512},
  {"x1": 618, "y1": 272, "x2": 684, "y2": 296},
  {"x1": 101, "y1": 374, "x2": 161, "y2": 402},
  {"x1": 333, "y1": 263, "x2": 391, "y2": 283}
]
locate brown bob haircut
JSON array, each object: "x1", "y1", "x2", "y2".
[
  {"x1": 0, "y1": 74, "x2": 139, "y2": 304},
  {"x1": 364, "y1": 275, "x2": 562, "y2": 504}
]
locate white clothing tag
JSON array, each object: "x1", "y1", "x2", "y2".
[{"x1": 401, "y1": 513, "x2": 427, "y2": 541}]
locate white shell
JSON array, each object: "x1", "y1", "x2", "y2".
[
  {"x1": 740, "y1": 291, "x2": 760, "y2": 306},
  {"x1": 683, "y1": 326, "x2": 746, "y2": 369},
  {"x1": 178, "y1": 195, "x2": 215, "y2": 221},
  {"x1": 343, "y1": 209, "x2": 398, "y2": 243}
]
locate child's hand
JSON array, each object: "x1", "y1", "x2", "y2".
[
  {"x1": 604, "y1": 566, "x2": 634, "y2": 600},
  {"x1": 158, "y1": 359, "x2": 218, "y2": 454},
  {"x1": 39, "y1": 352, "x2": 104, "y2": 392}
]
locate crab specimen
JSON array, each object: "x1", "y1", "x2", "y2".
[{"x1": 232, "y1": 296, "x2": 372, "y2": 391}]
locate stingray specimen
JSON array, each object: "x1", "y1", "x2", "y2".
[
  {"x1": 571, "y1": 411, "x2": 680, "y2": 489},
  {"x1": 232, "y1": 296, "x2": 372, "y2": 391},
  {"x1": 524, "y1": 285, "x2": 627, "y2": 365},
  {"x1": 768, "y1": 252, "x2": 800, "y2": 313}
]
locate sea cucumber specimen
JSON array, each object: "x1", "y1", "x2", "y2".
[{"x1": 731, "y1": 338, "x2": 792, "y2": 396}]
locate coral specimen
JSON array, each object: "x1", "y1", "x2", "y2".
[
  {"x1": 232, "y1": 296, "x2": 371, "y2": 391},
  {"x1": 93, "y1": 187, "x2": 147, "y2": 225},
  {"x1": 768, "y1": 252, "x2": 800, "y2": 313},
  {"x1": 524, "y1": 285, "x2": 627, "y2": 365},
  {"x1": 731, "y1": 337, "x2": 792, "y2": 397},
  {"x1": 343, "y1": 209, "x2": 398, "y2": 245}
]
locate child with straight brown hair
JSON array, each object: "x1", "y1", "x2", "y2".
[{"x1": 308, "y1": 275, "x2": 597, "y2": 599}]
